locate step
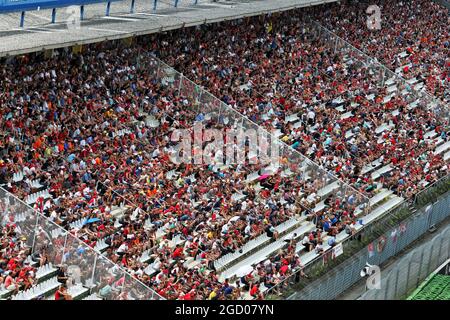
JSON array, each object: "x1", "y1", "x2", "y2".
[
  {"x1": 375, "y1": 122, "x2": 394, "y2": 135},
  {"x1": 12, "y1": 171, "x2": 24, "y2": 183},
  {"x1": 83, "y1": 293, "x2": 102, "y2": 301},
  {"x1": 12, "y1": 277, "x2": 60, "y2": 300},
  {"x1": 36, "y1": 263, "x2": 58, "y2": 282},
  {"x1": 366, "y1": 93, "x2": 375, "y2": 101},
  {"x1": 25, "y1": 189, "x2": 51, "y2": 205},
  {"x1": 110, "y1": 205, "x2": 129, "y2": 218},
  {"x1": 332, "y1": 97, "x2": 345, "y2": 105},
  {"x1": 444, "y1": 150, "x2": 450, "y2": 162},
  {"x1": 231, "y1": 193, "x2": 247, "y2": 202},
  {"x1": 218, "y1": 221, "x2": 315, "y2": 282},
  {"x1": 361, "y1": 196, "x2": 405, "y2": 226},
  {"x1": 66, "y1": 284, "x2": 90, "y2": 300},
  {"x1": 214, "y1": 216, "x2": 307, "y2": 270},
  {"x1": 341, "y1": 111, "x2": 353, "y2": 120},
  {"x1": 398, "y1": 51, "x2": 408, "y2": 59},
  {"x1": 361, "y1": 157, "x2": 383, "y2": 175},
  {"x1": 371, "y1": 164, "x2": 394, "y2": 180},
  {"x1": 345, "y1": 130, "x2": 355, "y2": 139},
  {"x1": 313, "y1": 199, "x2": 326, "y2": 213},
  {"x1": 246, "y1": 171, "x2": 260, "y2": 183},
  {"x1": 285, "y1": 114, "x2": 299, "y2": 123},
  {"x1": 368, "y1": 189, "x2": 394, "y2": 207},
  {"x1": 424, "y1": 130, "x2": 438, "y2": 140},
  {"x1": 406, "y1": 77, "x2": 418, "y2": 85},
  {"x1": 408, "y1": 100, "x2": 419, "y2": 110},
  {"x1": 434, "y1": 140, "x2": 450, "y2": 156},
  {"x1": 215, "y1": 216, "x2": 305, "y2": 271},
  {"x1": 385, "y1": 77, "x2": 396, "y2": 86},
  {"x1": 336, "y1": 105, "x2": 345, "y2": 113},
  {"x1": 292, "y1": 121, "x2": 303, "y2": 129},
  {"x1": 387, "y1": 85, "x2": 397, "y2": 94},
  {"x1": 317, "y1": 180, "x2": 340, "y2": 198}
]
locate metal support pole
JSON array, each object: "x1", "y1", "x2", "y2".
[
  {"x1": 428, "y1": 241, "x2": 437, "y2": 274},
  {"x1": 89, "y1": 255, "x2": 97, "y2": 290},
  {"x1": 51, "y1": 8, "x2": 56, "y2": 24},
  {"x1": 405, "y1": 254, "x2": 413, "y2": 295},
  {"x1": 80, "y1": 5, "x2": 85, "y2": 21},
  {"x1": 179, "y1": 74, "x2": 183, "y2": 93},
  {"x1": 31, "y1": 212, "x2": 40, "y2": 253},
  {"x1": 393, "y1": 267, "x2": 400, "y2": 299},
  {"x1": 61, "y1": 233, "x2": 69, "y2": 264},
  {"x1": 106, "y1": 1, "x2": 111, "y2": 16},
  {"x1": 416, "y1": 248, "x2": 425, "y2": 288},
  {"x1": 156, "y1": 60, "x2": 161, "y2": 81},
  {"x1": 20, "y1": 11, "x2": 25, "y2": 28},
  {"x1": 383, "y1": 273, "x2": 390, "y2": 300},
  {"x1": 153, "y1": 0, "x2": 158, "y2": 11},
  {"x1": 198, "y1": 88, "x2": 203, "y2": 105},
  {"x1": 130, "y1": 0, "x2": 135, "y2": 13},
  {"x1": 437, "y1": 237, "x2": 443, "y2": 265}
]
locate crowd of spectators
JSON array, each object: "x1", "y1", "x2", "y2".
[
  {"x1": 150, "y1": 8, "x2": 449, "y2": 199},
  {"x1": 0, "y1": 197, "x2": 44, "y2": 296},
  {"x1": 312, "y1": 0, "x2": 449, "y2": 103},
  {"x1": 0, "y1": 226, "x2": 36, "y2": 295},
  {"x1": 0, "y1": 2, "x2": 449, "y2": 300},
  {"x1": 0, "y1": 42, "x2": 315, "y2": 299}
]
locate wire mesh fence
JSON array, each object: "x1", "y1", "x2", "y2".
[
  {"x1": 283, "y1": 183, "x2": 450, "y2": 300},
  {"x1": 359, "y1": 225, "x2": 450, "y2": 300}
]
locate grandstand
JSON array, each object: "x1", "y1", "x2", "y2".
[{"x1": 1, "y1": 0, "x2": 449, "y2": 301}]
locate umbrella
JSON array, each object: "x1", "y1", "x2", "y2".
[
  {"x1": 235, "y1": 265, "x2": 254, "y2": 278},
  {"x1": 83, "y1": 217, "x2": 101, "y2": 225},
  {"x1": 258, "y1": 174, "x2": 270, "y2": 181}
]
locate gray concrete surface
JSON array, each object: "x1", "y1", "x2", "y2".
[{"x1": 0, "y1": 0, "x2": 337, "y2": 57}]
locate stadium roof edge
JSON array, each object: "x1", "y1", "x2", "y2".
[{"x1": 0, "y1": 0, "x2": 338, "y2": 58}]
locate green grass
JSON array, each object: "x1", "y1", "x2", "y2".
[{"x1": 408, "y1": 274, "x2": 450, "y2": 300}]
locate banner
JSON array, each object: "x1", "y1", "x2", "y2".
[
  {"x1": 391, "y1": 228, "x2": 398, "y2": 244},
  {"x1": 368, "y1": 242, "x2": 375, "y2": 258},
  {"x1": 376, "y1": 235, "x2": 387, "y2": 253},
  {"x1": 332, "y1": 243, "x2": 344, "y2": 259},
  {"x1": 399, "y1": 222, "x2": 407, "y2": 235}
]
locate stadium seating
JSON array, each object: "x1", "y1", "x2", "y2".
[{"x1": 1, "y1": 1, "x2": 449, "y2": 300}]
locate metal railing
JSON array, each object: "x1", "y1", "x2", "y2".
[
  {"x1": 2, "y1": 13, "x2": 449, "y2": 299},
  {"x1": 414, "y1": 175, "x2": 450, "y2": 207},
  {"x1": 145, "y1": 49, "x2": 450, "y2": 299},
  {"x1": 309, "y1": 21, "x2": 449, "y2": 122},
  {"x1": 277, "y1": 179, "x2": 450, "y2": 300},
  {"x1": 359, "y1": 225, "x2": 450, "y2": 300},
  {"x1": 151, "y1": 53, "x2": 371, "y2": 214},
  {"x1": 0, "y1": 187, "x2": 164, "y2": 300}
]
